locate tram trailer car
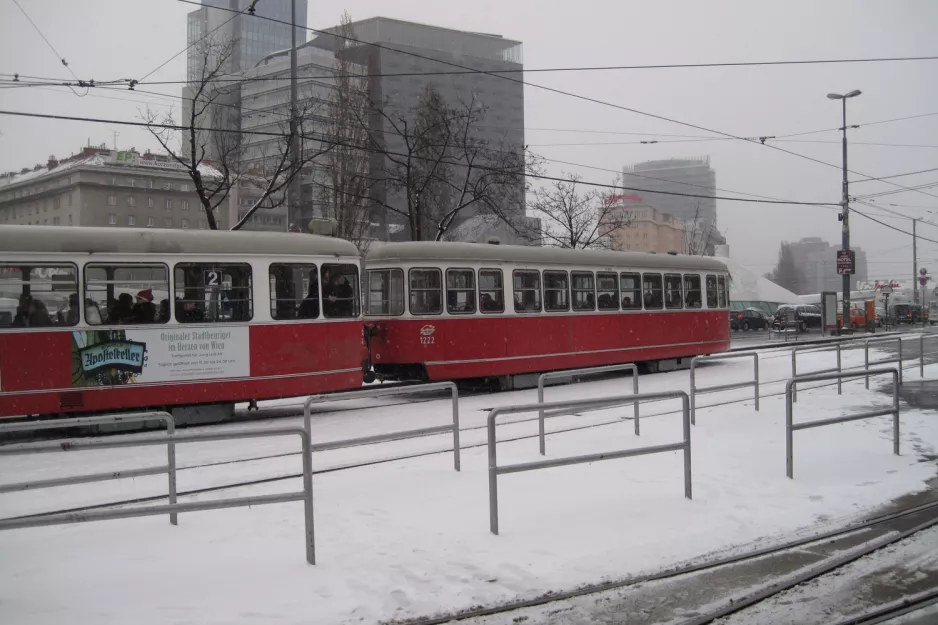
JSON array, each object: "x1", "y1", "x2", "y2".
[
  {"x1": 364, "y1": 242, "x2": 731, "y2": 389},
  {"x1": 0, "y1": 226, "x2": 366, "y2": 425}
]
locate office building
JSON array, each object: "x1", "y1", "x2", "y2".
[
  {"x1": 308, "y1": 17, "x2": 536, "y2": 243},
  {"x1": 602, "y1": 193, "x2": 686, "y2": 253},
  {"x1": 0, "y1": 146, "x2": 246, "y2": 231},
  {"x1": 622, "y1": 157, "x2": 717, "y2": 225},
  {"x1": 787, "y1": 236, "x2": 869, "y2": 294}
]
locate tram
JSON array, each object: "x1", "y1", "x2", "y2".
[
  {"x1": 364, "y1": 242, "x2": 732, "y2": 389},
  {"x1": 0, "y1": 226, "x2": 365, "y2": 422}
]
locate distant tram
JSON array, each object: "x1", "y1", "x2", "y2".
[
  {"x1": 0, "y1": 226, "x2": 366, "y2": 422},
  {"x1": 364, "y1": 242, "x2": 731, "y2": 389}
]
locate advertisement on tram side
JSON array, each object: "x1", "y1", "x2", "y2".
[{"x1": 70, "y1": 327, "x2": 249, "y2": 386}]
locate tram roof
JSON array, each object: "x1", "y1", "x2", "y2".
[
  {"x1": 0, "y1": 225, "x2": 360, "y2": 258},
  {"x1": 367, "y1": 242, "x2": 729, "y2": 272}
]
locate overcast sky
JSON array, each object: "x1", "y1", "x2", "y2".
[{"x1": 2, "y1": 0, "x2": 937, "y2": 278}]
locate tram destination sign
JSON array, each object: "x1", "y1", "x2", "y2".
[{"x1": 837, "y1": 249, "x2": 856, "y2": 275}]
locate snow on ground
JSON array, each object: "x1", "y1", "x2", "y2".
[{"x1": 0, "y1": 341, "x2": 935, "y2": 624}]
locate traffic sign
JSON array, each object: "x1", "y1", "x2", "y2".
[
  {"x1": 921, "y1": 276, "x2": 930, "y2": 287},
  {"x1": 921, "y1": 268, "x2": 928, "y2": 276},
  {"x1": 836, "y1": 249, "x2": 855, "y2": 275}
]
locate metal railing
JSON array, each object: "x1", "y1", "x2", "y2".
[
  {"x1": 487, "y1": 392, "x2": 692, "y2": 535},
  {"x1": 0, "y1": 426, "x2": 316, "y2": 564},
  {"x1": 537, "y1": 363, "x2": 639, "y2": 454},
  {"x1": 785, "y1": 368, "x2": 900, "y2": 479},
  {"x1": 921, "y1": 333, "x2": 938, "y2": 377},
  {"x1": 864, "y1": 337, "x2": 903, "y2": 388},
  {"x1": 303, "y1": 382, "x2": 461, "y2": 471},
  {"x1": 0, "y1": 412, "x2": 178, "y2": 524},
  {"x1": 790, "y1": 343, "x2": 843, "y2": 401},
  {"x1": 690, "y1": 353, "x2": 760, "y2": 425}
]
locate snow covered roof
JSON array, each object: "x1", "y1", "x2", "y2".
[{"x1": 714, "y1": 253, "x2": 799, "y2": 305}]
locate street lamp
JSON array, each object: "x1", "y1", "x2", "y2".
[{"x1": 827, "y1": 89, "x2": 861, "y2": 331}]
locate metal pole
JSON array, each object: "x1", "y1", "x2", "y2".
[
  {"x1": 786, "y1": 380, "x2": 795, "y2": 479},
  {"x1": 300, "y1": 429, "x2": 315, "y2": 565},
  {"x1": 689, "y1": 361, "x2": 697, "y2": 426},
  {"x1": 792, "y1": 347, "x2": 798, "y2": 402},
  {"x1": 167, "y1": 418, "x2": 177, "y2": 526},
  {"x1": 488, "y1": 410, "x2": 500, "y2": 535},
  {"x1": 898, "y1": 337, "x2": 904, "y2": 386},
  {"x1": 682, "y1": 394, "x2": 692, "y2": 500},
  {"x1": 451, "y1": 386, "x2": 461, "y2": 471},
  {"x1": 922, "y1": 333, "x2": 927, "y2": 378},
  {"x1": 841, "y1": 96, "x2": 851, "y2": 331},
  {"x1": 287, "y1": 0, "x2": 301, "y2": 230},
  {"x1": 753, "y1": 353, "x2": 760, "y2": 411},
  {"x1": 893, "y1": 369, "x2": 900, "y2": 456},
  {"x1": 537, "y1": 378, "x2": 546, "y2": 456},
  {"x1": 633, "y1": 370, "x2": 640, "y2": 435},
  {"x1": 865, "y1": 341, "x2": 870, "y2": 389},
  {"x1": 914, "y1": 218, "x2": 919, "y2": 306},
  {"x1": 836, "y1": 343, "x2": 842, "y2": 395}
]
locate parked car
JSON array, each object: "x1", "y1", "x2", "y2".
[
  {"x1": 893, "y1": 303, "x2": 922, "y2": 324},
  {"x1": 772, "y1": 304, "x2": 823, "y2": 332},
  {"x1": 731, "y1": 308, "x2": 770, "y2": 331},
  {"x1": 837, "y1": 305, "x2": 868, "y2": 330}
]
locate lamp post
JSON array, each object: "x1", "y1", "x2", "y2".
[{"x1": 827, "y1": 89, "x2": 862, "y2": 331}]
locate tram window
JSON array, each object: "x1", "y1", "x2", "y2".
[
  {"x1": 684, "y1": 274, "x2": 702, "y2": 309},
  {"x1": 572, "y1": 272, "x2": 596, "y2": 311},
  {"x1": 706, "y1": 275, "x2": 718, "y2": 308},
  {"x1": 597, "y1": 272, "x2": 619, "y2": 310},
  {"x1": 269, "y1": 263, "x2": 318, "y2": 320},
  {"x1": 446, "y1": 269, "x2": 476, "y2": 314},
  {"x1": 479, "y1": 269, "x2": 504, "y2": 313},
  {"x1": 0, "y1": 263, "x2": 78, "y2": 328},
  {"x1": 620, "y1": 272, "x2": 642, "y2": 310},
  {"x1": 665, "y1": 274, "x2": 683, "y2": 309},
  {"x1": 321, "y1": 264, "x2": 361, "y2": 318},
  {"x1": 409, "y1": 268, "x2": 442, "y2": 315},
  {"x1": 717, "y1": 275, "x2": 728, "y2": 308},
  {"x1": 84, "y1": 264, "x2": 170, "y2": 325},
  {"x1": 642, "y1": 273, "x2": 664, "y2": 310},
  {"x1": 367, "y1": 269, "x2": 404, "y2": 316},
  {"x1": 174, "y1": 263, "x2": 253, "y2": 323},
  {"x1": 513, "y1": 270, "x2": 541, "y2": 313},
  {"x1": 543, "y1": 271, "x2": 569, "y2": 312}
]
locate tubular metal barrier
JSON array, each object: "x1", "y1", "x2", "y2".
[
  {"x1": 0, "y1": 427, "x2": 316, "y2": 564},
  {"x1": 864, "y1": 337, "x2": 903, "y2": 388},
  {"x1": 487, "y1": 392, "x2": 692, "y2": 535},
  {"x1": 537, "y1": 363, "x2": 639, "y2": 455},
  {"x1": 304, "y1": 382, "x2": 461, "y2": 471},
  {"x1": 785, "y1": 368, "x2": 900, "y2": 479},
  {"x1": 921, "y1": 333, "x2": 938, "y2": 378},
  {"x1": 690, "y1": 353, "x2": 760, "y2": 425},
  {"x1": 0, "y1": 412, "x2": 178, "y2": 525},
  {"x1": 790, "y1": 343, "x2": 843, "y2": 401}
]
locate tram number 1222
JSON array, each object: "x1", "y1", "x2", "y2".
[{"x1": 420, "y1": 325, "x2": 436, "y2": 345}]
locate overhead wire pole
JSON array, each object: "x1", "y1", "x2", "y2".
[
  {"x1": 828, "y1": 89, "x2": 861, "y2": 332},
  {"x1": 914, "y1": 218, "x2": 919, "y2": 305},
  {"x1": 288, "y1": 0, "x2": 300, "y2": 232}
]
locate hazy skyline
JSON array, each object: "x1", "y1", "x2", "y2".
[{"x1": 2, "y1": 0, "x2": 937, "y2": 280}]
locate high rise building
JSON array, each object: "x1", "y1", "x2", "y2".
[
  {"x1": 308, "y1": 17, "x2": 535, "y2": 243},
  {"x1": 622, "y1": 157, "x2": 717, "y2": 226}
]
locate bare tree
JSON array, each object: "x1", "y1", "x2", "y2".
[
  {"x1": 765, "y1": 242, "x2": 804, "y2": 293},
  {"x1": 525, "y1": 173, "x2": 633, "y2": 249},
  {"x1": 357, "y1": 83, "x2": 527, "y2": 241},
  {"x1": 142, "y1": 35, "x2": 329, "y2": 231},
  {"x1": 315, "y1": 12, "x2": 373, "y2": 249}
]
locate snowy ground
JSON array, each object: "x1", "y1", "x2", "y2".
[{"x1": 0, "y1": 339, "x2": 936, "y2": 625}]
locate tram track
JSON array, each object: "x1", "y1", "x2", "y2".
[{"x1": 5, "y1": 349, "x2": 931, "y2": 523}]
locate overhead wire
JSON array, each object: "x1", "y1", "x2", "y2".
[{"x1": 9, "y1": 0, "x2": 89, "y2": 98}]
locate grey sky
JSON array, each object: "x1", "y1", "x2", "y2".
[{"x1": 2, "y1": 0, "x2": 937, "y2": 278}]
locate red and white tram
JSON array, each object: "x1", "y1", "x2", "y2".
[
  {"x1": 0, "y1": 226, "x2": 365, "y2": 422},
  {"x1": 364, "y1": 242, "x2": 731, "y2": 388}
]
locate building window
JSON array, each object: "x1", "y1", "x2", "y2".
[
  {"x1": 148, "y1": 197, "x2": 154, "y2": 208},
  {"x1": 181, "y1": 183, "x2": 190, "y2": 192},
  {"x1": 68, "y1": 194, "x2": 73, "y2": 208},
  {"x1": 68, "y1": 214, "x2": 72, "y2": 226},
  {"x1": 148, "y1": 179, "x2": 153, "y2": 189},
  {"x1": 107, "y1": 195, "x2": 117, "y2": 206},
  {"x1": 53, "y1": 216, "x2": 60, "y2": 225},
  {"x1": 164, "y1": 218, "x2": 173, "y2": 228},
  {"x1": 181, "y1": 218, "x2": 189, "y2": 229},
  {"x1": 198, "y1": 219, "x2": 206, "y2": 229},
  {"x1": 127, "y1": 215, "x2": 136, "y2": 226},
  {"x1": 129, "y1": 179, "x2": 136, "y2": 187},
  {"x1": 127, "y1": 196, "x2": 136, "y2": 207},
  {"x1": 108, "y1": 214, "x2": 117, "y2": 225},
  {"x1": 147, "y1": 216, "x2": 155, "y2": 227},
  {"x1": 165, "y1": 199, "x2": 173, "y2": 210},
  {"x1": 182, "y1": 200, "x2": 189, "y2": 210}
]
